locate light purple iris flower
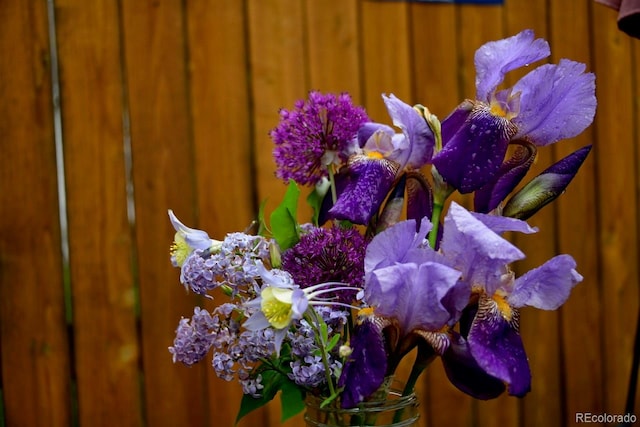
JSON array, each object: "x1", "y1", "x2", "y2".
[
  {"x1": 363, "y1": 215, "x2": 468, "y2": 344},
  {"x1": 442, "y1": 203, "x2": 582, "y2": 396},
  {"x1": 328, "y1": 94, "x2": 435, "y2": 224},
  {"x1": 432, "y1": 29, "x2": 596, "y2": 193}
]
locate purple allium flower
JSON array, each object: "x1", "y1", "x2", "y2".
[
  {"x1": 272, "y1": 91, "x2": 370, "y2": 186},
  {"x1": 432, "y1": 29, "x2": 596, "y2": 193},
  {"x1": 169, "y1": 307, "x2": 217, "y2": 366},
  {"x1": 281, "y1": 225, "x2": 366, "y2": 303}
]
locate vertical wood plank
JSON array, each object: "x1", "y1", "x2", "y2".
[
  {"x1": 550, "y1": 1, "x2": 605, "y2": 424},
  {"x1": 247, "y1": 1, "x2": 308, "y2": 425},
  {"x1": 360, "y1": 0, "x2": 412, "y2": 120},
  {"x1": 0, "y1": 1, "x2": 72, "y2": 426},
  {"x1": 501, "y1": 4, "x2": 558, "y2": 427},
  {"x1": 591, "y1": 1, "x2": 640, "y2": 417},
  {"x1": 248, "y1": 0, "x2": 308, "y2": 234},
  {"x1": 306, "y1": 0, "x2": 361, "y2": 98},
  {"x1": 410, "y1": 3, "x2": 460, "y2": 117},
  {"x1": 185, "y1": 1, "x2": 260, "y2": 425},
  {"x1": 119, "y1": 1, "x2": 209, "y2": 426},
  {"x1": 408, "y1": 4, "x2": 470, "y2": 427},
  {"x1": 55, "y1": 0, "x2": 143, "y2": 425}
]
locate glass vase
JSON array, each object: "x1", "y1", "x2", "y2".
[{"x1": 303, "y1": 382, "x2": 420, "y2": 427}]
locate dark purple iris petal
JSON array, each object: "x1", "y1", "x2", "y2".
[
  {"x1": 474, "y1": 141, "x2": 537, "y2": 213},
  {"x1": 406, "y1": 172, "x2": 433, "y2": 227},
  {"x1": 440, "y1": 100, "x2": 473, "y2": 145},
  {"x1": 441, "y1": 331, "x2": 506, "y2": 399},
  {"x1": 328, "y1": 155, "x2": 398, "y2": 224},
  {"x1": 467, "y1": 295, "x2": 531, "y2": 397},
  {"x1": 433, "y1": 105, "x2": 517, "y2": 193},
  {"x1": 338, "y1": 318, "x2": 387, "y2": 408}
]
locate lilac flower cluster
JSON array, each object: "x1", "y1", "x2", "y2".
[
  {"x1": 287, "y1": 306, "x2": 348, "y2": 388},
  {"x1": 167, "y1": 29, "x2": 597, "y2": 421},
  {"x1": 179, "y1": 232, "x2": 270, "y2": 298}
]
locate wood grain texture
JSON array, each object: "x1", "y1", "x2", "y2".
[
  {"x1": 185, "y1": 1, "x2": 260, "y2": 426},
  {"x1": 2, "y1": 1, "x2": 639, "y2": 426},
  {"x1": 55, "y1": 0, "x2": 142, "y2": 425},
  {"x1": 591, "y1": 3, "x2": 640, "y2": 417},
  {"x1": 0, "y1": 1, "x2": 72, "y2": 426},
  {"x1": 119, "y1": 0, "x2": 209, "y2": 426}
]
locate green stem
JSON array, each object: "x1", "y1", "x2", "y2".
[
  {"x1": 328, "y1": 166, "x2": 338, "y2": 205},
  {"x1": 306, "y1": 309, "x2": 337, "y2": 399},
  {"x1": 428, "y1": 201, "x2": 444, "y2": 249}
]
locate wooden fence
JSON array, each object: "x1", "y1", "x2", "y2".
[{"x1": 1, "y1": 0, "x2": 639, "y2": 426}]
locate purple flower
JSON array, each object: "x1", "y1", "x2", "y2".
[
  {"x1": 168, "y1": 209, "x2": 220, "y2": 267},
  {"x1": 337, "y1": 311, "x2": 388, "y2": 408},
  {"x1": 362, "y1": 216, "x2": 469, "y2": 367},
  {"x1": 243, "y1": 261, "x2": 358, "y2": 355},
  {"x1": 281, "y1": 225, "x2": 366, "y2": 303},
  {"x1": 169, "y1": 307, "x2": 217, "y2": 366},
  {"x1": 432, "y1": 29, "x2": 596, "y2": 193},
  {"x1": 440, "y1": 203, "x2": 582, "y2": 396},
  {"x1": 328, "y1": 94, "x2": 435, "y2": 224},
  {"x1": 272, "y1": 91, "x2": 370, "y2": 186}
]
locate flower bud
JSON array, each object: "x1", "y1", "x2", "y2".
[{"x1": 503, "y1": 145, "x2": 591, "y2": 220}]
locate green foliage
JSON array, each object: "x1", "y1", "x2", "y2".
[
  {"x1": 270, "y1": 181, "x2": 301, "y2": 250},
  {"x1": 235, "y1": 366, "x2": 306, "y2": 424},
  {"x1": 306, "y1": 186, "x2": 325, "y2": 226}
]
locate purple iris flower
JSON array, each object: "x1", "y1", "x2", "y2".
[
  {"x1": 363, "y1": 216, "x2": 469, "y2": 360},
  {"x1": 432, "y1": 29, "x2": 596, "y2": 193},
  {"x1": 442, "y1": 203, "x2": 583, "y2": 396},
  {"x1": 328, "y1": 94, "x2": 435, "y2": 224}
]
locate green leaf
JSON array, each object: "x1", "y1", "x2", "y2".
[
  {"x1": 257, "y1": 198, "x2": 269, "y2": 237},
  {"x1": 279, "y1": 379, "x2": 306, "y2": 422},
  {"x1": 270, "y1": 181, "x2": 301, "y2": 250},
  {"x1": 235, "y1": 370, "x2": 283, "y2": 424},
  {"x1": 326, "y1": 333, "x2": 341, "y2": 352},
  {"x1": 306, "y1": 186, "x2": 325, "y2": 226}
]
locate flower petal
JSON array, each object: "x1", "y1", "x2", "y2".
[
  {"x1": 441, "y1": 331, "x2": 506, "y2": 399},
  {"x1": 432, "y1": 104, "x2": 517, "y2": 193},
  {"x1": 508, "y1": 254, "x2": 582, "y2": 310},
  {"x1": 441, "y1": 202, "x2": 525, "y2": 295},
  {"x1": 475, "y1": 29, "x2": 550, "y2": 102},
  {"x1": 168, "y1": 209, "x2": 213, "y2": 250},
  {"x1": 365, "y1": 262, "x2": 461, "y2": 334},
  {"x1": 513, "y1": 59, "x2": 596, "y2": 145},
  {"x1": 473, "y1": 141, "x2": 537, "y2": 213},
  {"x1": 468, "y1": 295, "x2": 531, "y2": 396},
  {"x1": 382, "y1": 94, "x2": 435, "y2": 169},
  {"x1": 337, "y1": 317, "x2": 387, "y2": 408},
  {"x1": 364, "y1": 218, "x2": 432, "y2": 277},
  {"x1": 328, "y1": 155, "x2": 398, "y2": 224}
]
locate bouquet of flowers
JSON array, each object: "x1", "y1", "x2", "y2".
[{"x1": 167, "y1": 30, "x2": 596, "y2": 424}]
